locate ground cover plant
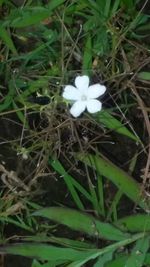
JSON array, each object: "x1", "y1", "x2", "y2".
[{"x1": 0, "y1": 0, "x2": 150, "y2": 266}]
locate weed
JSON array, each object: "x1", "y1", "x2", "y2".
[{"x1": 0, "y1": 0, "x2": 150, "y2": 266}]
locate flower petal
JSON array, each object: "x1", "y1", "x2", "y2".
[
  {"x1": 86, "y1": 99, "x2": 102, "y2": 113},
  {"x1": 62, "y1": 85, "x2": 80, "y2": 100},
  {"x1": 75, "y1": 75, "x2": 89, "y2": 92},
  {"x1": 70, "y1": 101, "x2": 86, "y2": 117},
  {"x1": 87, "y1": 84, "x2": 106, "y2": 99}
]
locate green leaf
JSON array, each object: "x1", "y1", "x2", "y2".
[
  {"x1": 49, "y1": 158, "x2": 105, "y2": 216},
  {"x1": 116, "y1": 214, "x2": 150, "y2": 232},
  {"x1": 76, "y1": 153, "x2": 150, "y2": 212},
  {"x1": 0, "y1": 25, "x2": 18, "y2": 55},
  {"x1": 10, "y1": 7, "x2": 49, "y2": 28},
  {"x1": 105, "y1": 255, "x2": 128, "y2": 267},
  {"x1": 22, "y1": 234, "x2": 95, "y2": 249},
  {"x1": 33, "y1": 207, "x2": 130, "y2": 241},
  {"x1": 105, "y1": 253, "x2": 150, "y2": 267},
  {"x1": 0, "y1": 243, "x2": 95, "y2": 262},
  {"x1": 9, "y1": 0, "x2": 64, "y2": 28},
  {"x1": 0, "y1": 233, "x2": 147, "y2": 267},
  {"x1": 93, "y1": 250, "x2": 114, "y2": 267},
  {"x1": 49, "y1": 158, "x2": 90, "y2": 210},
  {"x1": 121, "y1": 0, "x2": 134, "y2": 9},
  {"x1": 82, "y1": 35, "x2": 92, "y2": 75},
  {"x1": 12, "y1": 101, "x2": 29, "y2": 128},
  {"x1": 0, "y1": 217, "x2": 34, "y2": 233},
  {"x1": 106, "y1": 190, "x2": 123, "y2": 221},
  {"x1": 63, "y1": 233, "x2": 148, "y2": 267},
  {"x1": 0, "y1": 80, "x2": 15, "y2": 112},
  {"x1": 15, "y1": 78, "x2": 49, "y2": 103},
  {"x1": 137, "y1": 72, "x2": 150, "y2": 81},
  {"x1": 46, "y1": 0, "x2": 65, "y2": 12},
  {"x1": 111, "y1": 0, "x2": 121, "y2": 16},
  {"x1": 93, "y1": 110, "x2": 139, "y2": 141},
  {"x1": 125, "y1": 236, "x2": 150, "y2": 267},
  {"x1": 104, "y1": 0, "x2": 111, "y2": 17}
]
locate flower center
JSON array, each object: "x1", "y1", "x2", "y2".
[{"x1": 81, "y1": 94, "x2": 87, "y2": 101}]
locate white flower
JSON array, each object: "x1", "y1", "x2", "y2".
[{"x1": 62, "y1": 75, "x2": 106, "y2": 117}]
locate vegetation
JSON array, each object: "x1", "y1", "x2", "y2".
[{"x1": 0, "y1": 0, "x2": 150, "y2": 266}]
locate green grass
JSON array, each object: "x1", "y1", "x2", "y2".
[{"x1": 0, "y1": 0, "x2": 150, "y2": 266}]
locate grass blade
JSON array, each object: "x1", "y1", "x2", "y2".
[
  {"x1": 106, "y1": 190, "x2": 123, "y2": 221},
  {"x1": 10, "y1": 7, "x2": 49, "y2": 28},
  {"x1": 0, "y1": 233, "x2": 147, "y2": 266},
  {"x1": 33, "y1": 206, "x2": 130, "y2": 241},
  {"x1": 12, "y1": 101, "x2": 29, "y2": 128},
  {"x1": 116, "y1": 214, "x2": 150, "y2": 232},
  {"x1": 49, "y1": 159, "x2": 84, "y2": 210},
  {"x1": 88, "y1": 182, "x2": 101, "y2": 215},
  {"x1": 0, "y1": 243, "x2": 95, "y2": 262},
  {"x1": 49, "y1": 158, "x2": 91, "y2": 210},
  {"x1": 111, "y1": 0, "x2": 121, "y2": 15},
  {"x1": 65, "y1": 233, "x2": 147, "y2": 267},
  {"x1": 49, "y1": 158, "x2": 106, "y2": 215},
  {"x1": 15, "y1": 78, "x2": 49, "y2": 103},
  {"x1": 104, "y1": 0, "x2": 111, "y2": 17},
  {"x1": 0, "y1": 25, "x2": 18, "y2": 55},
  {"x1": 9, "y1": 1, "x2": 65, "y2": 28},
  {"x1": 82, "y1": 34, "x2": 92, "y2": 75},
  {"x1": 22, "y1": 235, "x2": 95, "y2": 249},
  {"x1": 97, "y1": 174, "x2": 105, "y2": 217},
  {"x1": 76, "y1": 152, "x2": 150, "y2": 211},
  {"x1": 93, "y1": 250, "x2": 114, "y2": 267},
  {"x1": 137, "y1": 71, "x2": 150, "y2": 81},
  {"x1": 105, "y1": 253, "x2": 150, "y2": 267},
  {"x1": 125, "y1": 236, "x2": 150, "y2": 267},
  {"x1": 93, "y1": 110, "x2": 139, "y2": 141},
  {"x1": 0, "y1": 80, "x2": 15, "y2": 112}
]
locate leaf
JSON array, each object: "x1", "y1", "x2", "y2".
[
  {"x1": 105, "y1": 255, "x2": 128, "y2": 267},
  {"x1": 0, "y1": 217, "x2": 34, "y2": 233},
  {"x1": 12, "y1": 101, "x2": 29, "y2": 128},
  {"x1": 49, "y1": 158, "x2": 91, "y2": 210},
  {"x1": 64, "y1": 233, "x2": 148, "y2": 267},
  {"x1": 104, "y1": 0, "x2": 111, "y2": 17},
  {"x1": 105, "y1": 253, "x2": 150, "y2": 267},
  {"x1": 0, "y1": 80, "x2": 15, "y2": 112},
  {"x1": 137, "y1": 72, "x2": 150, "y2": 81},
  {"x1": 22, "y1": 234, "x2": 95, "y2": 249},
  {"x1": 116, "y1": 214, "x2": 150, "y2": 232},
  {"x1": 75, "y1": 153, "x2": 150, "y2": 212},
  {"x1": 93, "y1": 27, "x2": 109, "y2": 55},
  {"x1": 10, "y1": 7, "x2": 49, "y2": 28},
  {"x1": 49, "y1": 158, "x2": 104, "y2": 216},
  {"x1": 46, "y1": 0, "x2": 65, "y2": 13},
  {"x1": 125, "y1": 236, "x2": 150, "y2": 267},
  {"x1": 0, "y1": 233, "x2": 147, "y2": 267},
  {"x1": 111, "y1": 0, "x2": 121, "y2": 16},
  {"x1": 93, "y1": 110, "x2": 138, "y2": 141},
  {"x1": 33, "y1": 207, "x2": 130, "y2": 241},
  {"x1": 82, "y1": 35, "x2": 92, "y2": 75},
  {"x1": 93, "y1": 250, "x2": 114, "y2": 267},
  {"x1": 9, "y1": 0, "x2": 65, "y2": 28},
  {"x1": 15, "y1": 78, "x2": 49, "y2": 104},
  {"x1": 121, "y1": 0, "x2": 134, "y2": 9},
  {"x1": 106, "y1": 190, "x2": 123, "y2": 221},
  {"x1": 0, "y1": 243, "x2": 95, "y2": 262},
  {"x1": 0, "y1": 25, "x2": 18, "y2": 54}
]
